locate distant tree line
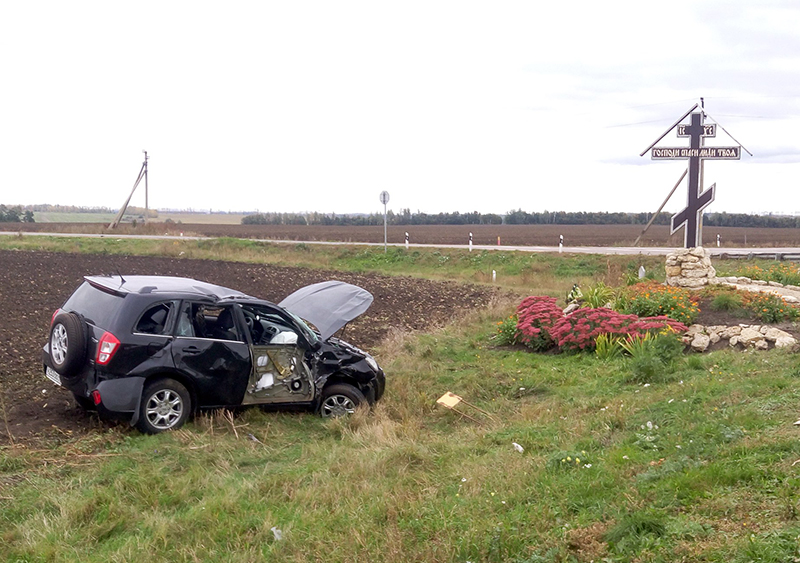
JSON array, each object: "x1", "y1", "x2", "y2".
[
  {"x1": 242, "y1": 209, "x2": 800, "y2": 228},
  {"x1": 703, "y1": 212, "x2": 800, "y2": 228},
  {"x1": 0, "y1": 205, "x2": 35, "y2": 223},
  {"x1": 243, "y1": 209, "x2": 502, "y2": 226},
  {"x1": 25, "y1": 204, "x2": 115, "y2": 213},
  {"x1": 243, "y1": 209, "x2": 660, "y2": 226}
]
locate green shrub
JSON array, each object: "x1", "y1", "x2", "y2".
[
  {"x1": 737, "y1": 263, "x2": 800, "y2": 286},
  {"x1": 741, "y1": 292, "x2": 800, "y2": 323},
  {"x1": 604, "y1": 509, "x2": 668, "y2": 548},
  {"x1": 616, "y1": 281, "x2": 699, "y2": 325},
  {"x1": 620, "y1": 332, "x2": 684, "y2": 383},
  {"x1": 493, "y1": 314, "x2": 519, "y2": 346},
  {"x1": 595, "y1": 333, "x2": 623, "y2": 360},
  {"x1": 710, "y1": 292, "x2": 743, "y2": 312},
  {"x1": 515, "y1": 296, "x2": 563, "y2": 351},
  {"x1": 582, "y1": 281, "x2": 616, "y2": 309}
]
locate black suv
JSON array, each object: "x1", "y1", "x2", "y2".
[{"x1": 43, "y1": 275, "x2": 385, "y2": 433}]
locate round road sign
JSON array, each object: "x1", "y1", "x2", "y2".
[{"x1": 380, "y1": 191, "x2": 390, "y2": 205}]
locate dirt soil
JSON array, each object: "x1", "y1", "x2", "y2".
[{"x1": 0, "y1": 250, "x2": 500, "y2": 443}]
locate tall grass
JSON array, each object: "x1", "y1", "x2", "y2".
[{"x1": 3, "y1": 299, "x2": 800, "y2": 561}]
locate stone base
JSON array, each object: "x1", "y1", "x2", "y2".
[
  {"x1": 666, "y1": 247, "x2": 716, "y2": 288},
  {"x1": 683, "y1": 324, "x2": 798, "y2": 352}
]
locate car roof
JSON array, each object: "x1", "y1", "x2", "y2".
[{"x1": 85, "y1": 275, "x2": 253, "y2": 300}]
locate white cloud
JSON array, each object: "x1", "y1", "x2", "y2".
[{"x1": 0, "y1": 0, "x2": 798, "y2": 215}]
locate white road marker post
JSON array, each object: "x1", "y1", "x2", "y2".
[
  {"x1": 717, "y1": 233, "x2": 720, "y2": 247},
  {"x1": 405, "y1": 232, "x2": 409, "y2": 250},
  {"x1": 380, "y1": 191, "x2": 390, "y2": 254},
  {"x1": 559, "y1": 234, "x2": 564, "y2": 253},
  {"x1": 469, "y1": 232, "x2": 473, "y2": 252},
  {"x1": 492, "y1": 269, "x2": 496, "y2": 283}
]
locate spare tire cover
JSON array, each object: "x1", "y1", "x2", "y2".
[{"x1": 50, "y1": 312, "x2": 87, "y2": 377}]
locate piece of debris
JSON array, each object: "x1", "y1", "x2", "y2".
[
  {"x1": 436, "y1": 391, "x2": 494, "y2": 423},
  {"x1": 512, "y1": 442, "x2": 524, "y2": 453},
  {"x1": 271, "y1": 526, "x2": 283, "y2": 541}
]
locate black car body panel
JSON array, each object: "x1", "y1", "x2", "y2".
[{"x1": 42, "y1": 275, "x2": 386, "y2": 432}]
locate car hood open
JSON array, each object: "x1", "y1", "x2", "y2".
[{"x1": 279, "y1": 281, "x2": 374, "y2": 340}]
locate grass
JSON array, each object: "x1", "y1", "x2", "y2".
[
  {"x1": 0, "y1": 234, "x2": 668, "y2": 296},
  {"x1": 4, "y1": 298, "x2": 800, "y2": 561},
  {"x1": 4, "y1": 241, "x2": 800, "y2": 561}
]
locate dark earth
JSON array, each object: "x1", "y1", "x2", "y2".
[
  {"x1": 0, "y1": 249, "x2": 500, "y2": 443},
  {"x1": 1, "y1": 248, "x2": 794, "y2": 444}
]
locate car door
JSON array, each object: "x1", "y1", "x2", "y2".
[
  {"x1": 171, "y1": 301, "x2": 251, "y2": 407},
  {"x1": 239, "y1": 304, "x2": 315, "y2": 405},
  {"x1": 123, "y1": 299, "x2": 181, "y2": 374}
]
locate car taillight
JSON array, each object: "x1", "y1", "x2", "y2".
[
  {"x1": 96, "y1": 332, "x2": 120, "y2": 365},
  {"x1": 51, "y1": 309, "x2": 61, "y2": 326},
  {"x1": 91, "y1": 390, "x2": 102, "y2": 405}
]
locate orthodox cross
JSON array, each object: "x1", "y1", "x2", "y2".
[{"x1": 643, "y1": 106, "x2": 741, "y2": 248}]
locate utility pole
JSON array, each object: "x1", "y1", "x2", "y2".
[
  {"x1": 110, "y1": 151, "x2": 150, "y2": 229},
  {"x1": 143, "y1": 150, "x2": 149, "y2": 221}
]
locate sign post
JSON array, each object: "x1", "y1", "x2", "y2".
[{"x1": 379, "y1": 191, "x2": 390, "y2": 253}]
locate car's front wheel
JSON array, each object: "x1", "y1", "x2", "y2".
[
  {"x1": 136, "y1": 379, "x2": 191, "y2": 433},
  {"x1": 319, "y1": 383, "x2": 366, "y2": 418}
]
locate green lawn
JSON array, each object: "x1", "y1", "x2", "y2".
[{"x1": 2, "y1": 240, "x2": 800, "y2": 562}]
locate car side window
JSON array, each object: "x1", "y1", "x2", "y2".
[
  {"x1": 135, "y1": 302, "x2": 173, "y2": 335},
  {"x1": 175, "y1": 302, "x2": 242, "y2": 342}
]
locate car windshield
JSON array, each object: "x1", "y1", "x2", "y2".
[{"x1": 283, "y1": 309, "x2": 319, "y2": 346}]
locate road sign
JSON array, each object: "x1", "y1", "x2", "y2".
[{"x1": 380, "y1": 191, "x2": 390, "y2": 205}]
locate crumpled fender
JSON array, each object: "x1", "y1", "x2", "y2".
[{"x1": 95, "y1": 377, "x2": 146, "y2": 425}]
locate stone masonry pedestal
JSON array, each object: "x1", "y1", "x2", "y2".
[{"x1": 665, "y1": 247, "x2": 716, "y2": 289}]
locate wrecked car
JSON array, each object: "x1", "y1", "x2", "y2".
[{"x1": 43, "y1": 276, "x2": 385, "y2": 433}]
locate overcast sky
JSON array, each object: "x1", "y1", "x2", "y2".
[{"x1": 2, "y1": 1, "x2": 798, "y2": 216}]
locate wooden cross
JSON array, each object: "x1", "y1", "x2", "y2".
[{"x1": 650, "y1": 111, "x2": 740, "y2": 248}]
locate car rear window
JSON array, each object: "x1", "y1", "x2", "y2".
[{"x1": 62, "y1": 282, "x2": 125, "y2": 329}]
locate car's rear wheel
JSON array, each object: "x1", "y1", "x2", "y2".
[
  {"x1": 50, "y1": 312, "x2": 87, "y2": 378},
  {"x1": 319, "y1": 383, "x2": 366, "y2": 418},
  {"x1": 136, "y1": 379, "x2": 191, "y2": 434}
]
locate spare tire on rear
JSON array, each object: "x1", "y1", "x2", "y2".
[{"x1": 50, "y1": 312, "x2": 87, "y2": 378}]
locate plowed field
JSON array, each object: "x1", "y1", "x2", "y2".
[
  {"x1": 7, "y1": 222, "x2": 800, "y2": 247},
  {"x1": 0, "y1": 250, "x2": 499, "y2": 442}
]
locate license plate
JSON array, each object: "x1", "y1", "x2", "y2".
[{"x1": 45, "y1": 366, "x2": 62, "y2": 386}]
